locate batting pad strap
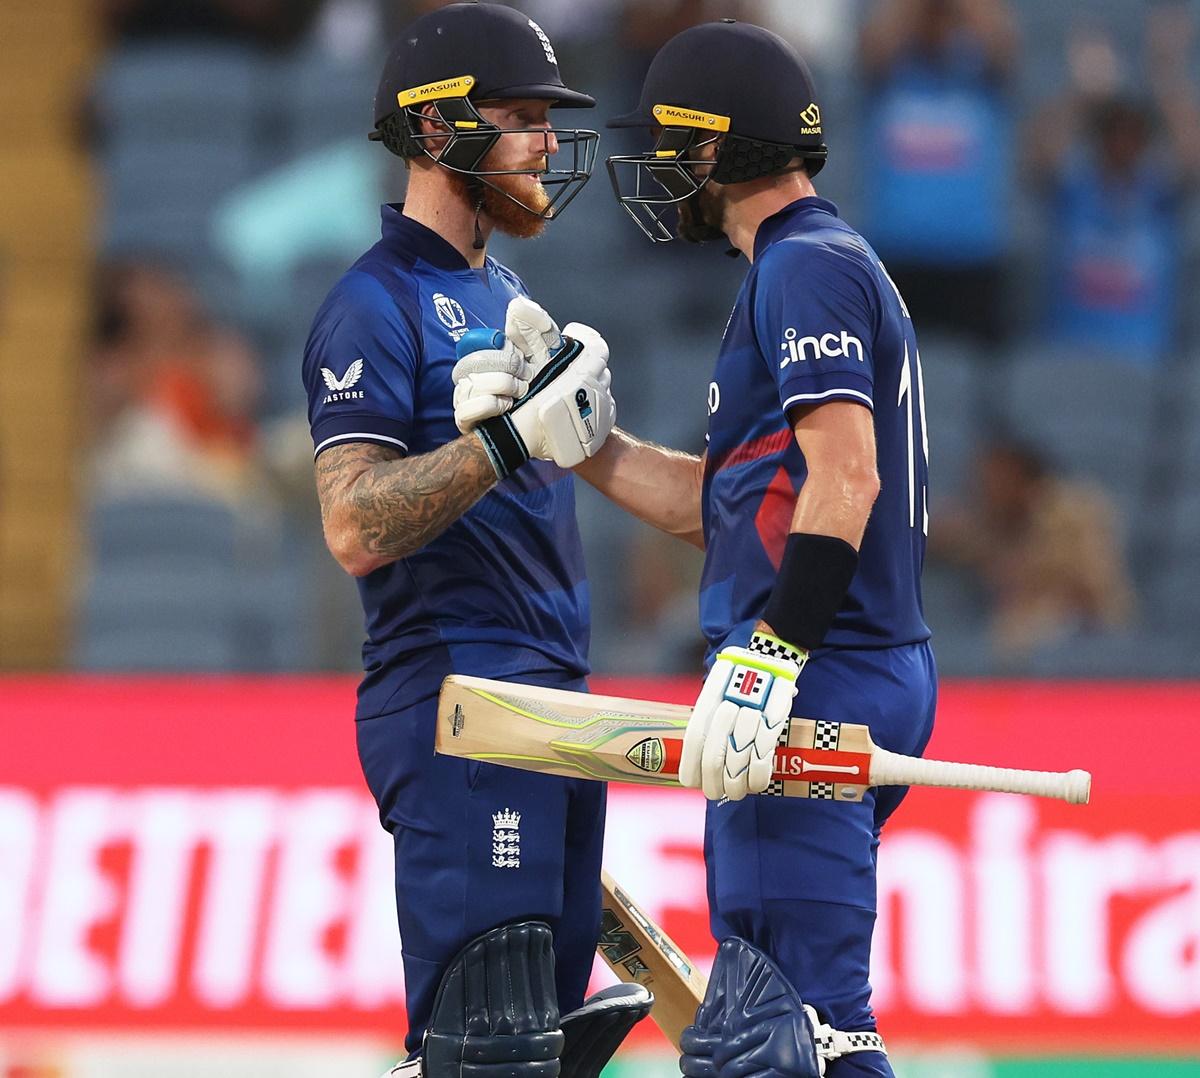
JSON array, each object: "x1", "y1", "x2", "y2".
[
  {"x1": 803, "y1": 1005, "x2": 887, "y2": 1061},
  {"x1": 760, "y1": 533, "x2": 859, "y2": 652}
]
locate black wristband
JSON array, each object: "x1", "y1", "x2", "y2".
[
  {"x1": 760, "y1": 532, "x2": 860, "y2": 651},
  {"x1": 475, "y1": 335, "x2": 583, "y2": 480},
  {"x1": 475, "y1": 414, "x2": 528, "y2": 479}
]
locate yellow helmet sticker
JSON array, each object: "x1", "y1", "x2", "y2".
[
  {"x1": 398, "y1": 75, "x2": 475, "y2": 106},
  {"x1": 652, "y1": 104, "x2": 730, "y2": 132}
]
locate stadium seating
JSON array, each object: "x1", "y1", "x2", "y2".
[
  {"x1": 914, "y1": 336, "x2": 984, "y2": 501},
  {"x1": 997, "y1": 349, "x2": 1162, "y2": 535},
  {"x1": 75, "y1": 496, "x2": 299, "y2": 672},
  {"x1": 93, "y1": 44, "x2": 261, "y2": 258}
]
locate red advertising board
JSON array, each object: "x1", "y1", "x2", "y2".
[{"x1": 1, "y1": 677, "x2": 1197, "y2": 1050}]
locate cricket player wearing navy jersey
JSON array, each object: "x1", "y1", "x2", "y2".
[
  {"x1": 304, "y1": 6, "x2": 649, "y2": 1078},
  {"x1": 606, "y1": 24, "x2": 934, "y2": 1077},
  {"x1": 459, "y1": 19, "x2": 935, "y2": 1078}
]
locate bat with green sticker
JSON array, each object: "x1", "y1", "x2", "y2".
[{"x1": 436, "y1": 675, "x2": 1091, "y2": 804}]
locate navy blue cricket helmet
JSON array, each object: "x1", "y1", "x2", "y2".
[
  {"x1": 607, "y1": 20, "x2": 828, "y2": 241},
  {"x1": 371, "y1": 2, "x2": 598, "y2": 221}
]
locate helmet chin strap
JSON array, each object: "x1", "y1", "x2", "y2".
[{"x1": 470, "y1": 180, "x2": 486, "y2": 251}]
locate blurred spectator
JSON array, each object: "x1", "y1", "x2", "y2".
[
  {"x1": 930, "y1": 438, "x2": 1135, "y2": 662},
  {"x1": 1026, "y1": 8, "x2": 1200, "y2": 361},
  {"x1": 756, "y1": 0, "x2": 857, "y2": 70},
  {"x1": 101, "y1": 0, "x2": 324, "y2": 47},
  {"x1": 619, "y1": 0, "x2": 762, "y2": 72},
  {"x1": 87, "y1": 260, "x2": 268, "y2": 503},
  {"x1": 859, "y1": 0, "x2": 1018, "y2": 348}
]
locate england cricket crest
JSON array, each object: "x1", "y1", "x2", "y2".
[{"x1": 491, "y1": 807, "x2": 521, "y2": 868}]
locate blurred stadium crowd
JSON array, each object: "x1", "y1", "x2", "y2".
[{"x1": 69, "y1": 0, "x2": 1200, "y2": 677}]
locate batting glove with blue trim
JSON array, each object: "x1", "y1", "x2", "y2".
[{"x1": 680, "y1": 632, "x2": 807, "y2": 801}]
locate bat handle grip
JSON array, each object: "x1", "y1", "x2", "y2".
[{"x1": 869, "y1": 749, "x2": 1092, "y2": 805}]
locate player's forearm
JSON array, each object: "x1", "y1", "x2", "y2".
[
  {"x1": 752, "y1": 466, "x2": 879, "y2": 645},
  {"x1": 787, "y1": 465, "x2": 880, "y2": 551},
  {"x1": 319, "y1": 435, "x2": 498, "y2": 575},
  {"x1": 575, "y1": 428, "x2": 705, "y2": 548}
]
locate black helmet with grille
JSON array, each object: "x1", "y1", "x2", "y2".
[
  {"x1": 606, "y1": 20, "x2": 827, "y2": 242},
  {"x1": 371, "y1": 2, "x2": 597, "y2": 221}
]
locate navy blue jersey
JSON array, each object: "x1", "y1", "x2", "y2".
[
  {"x1": 700, "y1": 197, "x2": 930, "y2": 659},
  {"x1": 303, "y1": 205, "x2": 589, "y2": 716}
]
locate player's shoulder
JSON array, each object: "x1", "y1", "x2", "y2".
[
  {"x1": 759, "y1": 216, "x2": 874, "y2": 273},
  {"x1": 313, "y1": 258, "x2": 420, "y2": 335},
  {"x1": 303, "y1": 261, "x2": 424, "y2": 386},
  {"x1": 756, "y1": 223, "x2": 881, "y2": 304}
]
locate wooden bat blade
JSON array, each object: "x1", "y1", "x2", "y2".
[
  {"x1": 437, "y1": 675, "x2": 1091, "y2": 804},
  {"x1": 598, "y1": 869, "x2": 705, "y2": 1051},
  {"x1": 437, "y1": 674, "x2": 690, "y2": 786}
]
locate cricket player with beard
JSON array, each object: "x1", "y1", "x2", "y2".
[
  {"x1": 302, "y1": 4, "x2": 650, "y2": 1076},
  {"x1": 454, "y1": 18, "x2": 936, "y2": 1078}
]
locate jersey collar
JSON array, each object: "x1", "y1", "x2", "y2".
[
  {"x1": 379, "y1": 203, "x2": 474, "y2": 272},
  {"x1": 752, "y1": 196, "x2": 840, "y2": 262}
]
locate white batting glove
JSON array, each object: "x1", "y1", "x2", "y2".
[
  {"x1": 472, "y1": 323, "x2": 615, "y2": 476},
  {"x1": 680, "y1": 633, "x2": 808, "y2": 802},
  {"x1": 451, "y1": 332, "x2": 531, "y2": 433},
  {"x1": 511, "y1": 324, "x2": 614, "y2": 467},
  {"x1": 505, "y1": 296, "x2": 563, "y2": 376}
]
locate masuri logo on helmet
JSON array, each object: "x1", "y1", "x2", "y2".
[
  {"x1": 606, "y1": 19, "x2": 829, "y2": 244},
  {"x1": 369, "y1": 2, "x2": 598, "y2": 225}
]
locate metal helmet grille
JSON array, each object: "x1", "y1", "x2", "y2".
[
  {"x1": 375, "y1": 95, "x2": 599, "y2": 222},
  {"x1": 606, "y1": 127, "x2": 719, "y2": 243},
  {"x1": 606, "y1": 126, "x2": 826, "y2": 243}
]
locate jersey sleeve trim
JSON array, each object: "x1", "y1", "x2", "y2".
[
  {"x1": 314, "y1": 431, "x2": 409, "y2": 458},
  {"x1": 782, "y1": 386, "x2": 875, "y2": 412},
  {"x1": 312, "y1": 413, "x2": 411, "y2": 458}
]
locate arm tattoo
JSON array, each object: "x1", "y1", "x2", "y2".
[{"x1": 314, "y1": 435, "x2": 499, "y2": 562}]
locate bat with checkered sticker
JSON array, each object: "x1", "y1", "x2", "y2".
[
  {"x1": 437, "y1": 675, "x2": 1091, "y2": 804},
  {"x1": 597, "y1": 869, "x2": 705, "y2": 1049}
]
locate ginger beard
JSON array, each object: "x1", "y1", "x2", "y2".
[{"x1": 445, "y1": 139, "x2": 552, "y2": 240}]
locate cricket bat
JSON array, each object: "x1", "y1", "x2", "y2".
[
  {"x1": 437, "y1": 675, "x2": 1091, "y2": 804},
  {"x1": 598, "y1": 869, "x2": 705, "y2": 1050}
]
